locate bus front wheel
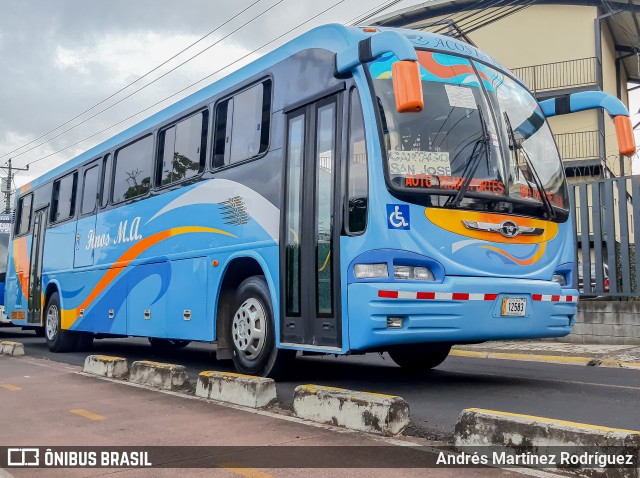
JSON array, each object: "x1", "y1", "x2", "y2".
[
  {"x1": 387, "y1": 344, "x2": 451, "y2": 372},
  {"x1": 44, "y1": 292, "x2": 77, "y2": 353},
  {"x1": 229, "y1": 276, "x2": 294, "y2": 377}
]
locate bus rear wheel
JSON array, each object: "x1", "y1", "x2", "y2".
[
  {"x1": 229, "y1": 276, "x2": 294, "y2": 377},
  {"x1": 388, "y1": 343, "x2": 452, "y2": 372},
  {"x1": 44, "y1": 292, "x2": 77, "y2": 353}
]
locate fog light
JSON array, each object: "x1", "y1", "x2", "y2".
[
  {"x1": 552, "y1": 273, "x2": 567, "y2": 286},
  {"x1": 354, "y1": 263, "x2": 388, "y2": 279},
  {"x1": 394, "y1": 265, "x2": 435, "y2": 280},
  {"x1": 387, "y1": 317, "x2": 404, "y2": 329}
]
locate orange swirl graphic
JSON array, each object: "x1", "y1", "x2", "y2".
[
  {"x1": 60, "y1": 226, "x2": 235, "y2": 329},
  {"x1": 480, "y1": 243, "x2": 547, "y2": 266}
]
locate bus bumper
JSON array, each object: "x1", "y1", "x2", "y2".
[{"x1": 347, "y1": 277, "x2": 578, "y2": 352}]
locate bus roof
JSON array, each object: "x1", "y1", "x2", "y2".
[{"x1": 19, "y1": 23, "x2": 508, "y2": 193}]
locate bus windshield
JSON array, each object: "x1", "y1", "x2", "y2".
[{"x1": 370, "y1": 50, "x2": 569, "y2": 220}]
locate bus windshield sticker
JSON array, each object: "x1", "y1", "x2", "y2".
[
  {"x1": 403, "y1": 174, "x2": 505, "y2": 195},
  {"x1": 388, "y1": 150, "x2": 451, "y2": 176},
  {"x1": 444, "y1": 84, "x2": 477, "y2": 109}
]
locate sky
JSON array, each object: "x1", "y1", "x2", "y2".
[{"x1": 0, "y1": 0, "x2": 638, "y2": 197}]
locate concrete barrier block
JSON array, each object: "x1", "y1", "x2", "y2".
[
  {"x1": 83, "y1": 355, "x2": 129, "y2": 379},
  {"x1": 455, "y1": 408, "x2": 640, "y2": 477},
  {"x1": 0, "y1": 341, "x2": 25, "y2": 356},
  {"x1": 196, "y1": 371, "x2": 277, "y2": 408},
  {"x1": 292, "y1": 384, "x2": 409, "y2": 436},
  {"x1": 129, "y1": 360, "x2": 189, "y2": 390}
]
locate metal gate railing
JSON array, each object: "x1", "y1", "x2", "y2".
[{"x1": 571, "y1": 175, "x2": 640, "y2": 298}]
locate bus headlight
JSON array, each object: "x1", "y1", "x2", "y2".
[
  {"x1": 354, "y1": 263, "x2": 389, "y2": 279},
  {"x1": 552, "y1": 273, "x2": 567, "y2": 286},
  {"x1": 394, "y1": 265, "x2": 435, "y2": 281}
]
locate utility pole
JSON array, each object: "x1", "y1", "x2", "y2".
[{"x1": 0, "y1": 159, "x2": 29, "y2": 214}]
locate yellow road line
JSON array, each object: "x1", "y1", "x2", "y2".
[
  {"x1": 1, "y1": 384, "x2": 21, "y2": 391},
  {"x1": 467, "y1": 408, "x2": 640, "y2": 435},
  {"x1": 450, "y1": 349, "x2": 640, "y2": 369},
  {"x1": 218, "y1": 462, "x2": 276, "y2": 478},
  {"x1": 70, "y1": 409, "x2": 106, "y2": 421}
]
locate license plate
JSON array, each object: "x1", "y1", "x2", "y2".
[{"x1": 501, "y1": 297, "x2": 527, "y2": 317}]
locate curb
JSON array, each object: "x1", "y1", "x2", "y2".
[
  {"x1": 0, "y1": 341, "x2": 25, "y2": 357},
  {"x1": 196, "y1": 371, "x2": 277, "y2": 408},
  {"x1": 129, "y1": 360, "x2": 189, "y2": 390},
  {"x1": 83, "y1": 355, "x2": 129, "y2": 379},
  {"x1": 292, "y1": 384, "x2": 410, "y2": 436},
  {"x1": 455, "y1": 408, "x2": 640, "y2": 477},
  {"x1": 450, "y1": 349, "x2": 640, "y2": 370}
]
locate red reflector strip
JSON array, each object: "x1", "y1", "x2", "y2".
[
  {"x1": 531, "y1": 294, "x2": 578, "y2": 302},
  {"x1": 378, "y1": 291, "x2": 578, "y2": 302},
  {"x1": 378, "y1": 291, "x2": 498, "y2": 301}
]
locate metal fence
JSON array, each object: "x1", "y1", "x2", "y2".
[
  {"x1": 511, "y1": 57, "x2": 598, "y2": 94},
  {"x1": 555, "y1": 131, "x2": 602, "y2": 161},
  {"x1": 571, "y1": 175, "x2": 640, "y2": 298}
]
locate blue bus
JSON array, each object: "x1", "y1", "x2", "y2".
[
  {"x1": 4, "y1": 25, "x2": 635, "y2": 375},
  {"x1": 0, "y1": 213, "x2": 12, "y2": 324}
]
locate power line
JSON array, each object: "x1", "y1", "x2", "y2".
[
  {"x1": 22, "y1": 0, "x2": 348, "y2": 168},
  {"x1": 0, "y1": 0, "x2": 264, "y2": 164},
  {"x1": 9, "y1": 0, "x2": 285, "y2": 166},
  {"x1": 347, "y1": 0, "x2": 403, "y2": 25}
]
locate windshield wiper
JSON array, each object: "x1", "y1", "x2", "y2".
[
  {"x1": 445, "y1": 105, "x2": 491, "y2": 209},
  {"x1": 503, "y1": 112, "x2": 556, "y2": 220}
]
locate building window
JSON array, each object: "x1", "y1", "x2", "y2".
[
  {"x1": 347, "y1": 89, "x2": 368, "y2": 234},
  {"x1": 51, "y1": 172, "x2": 78, "y2": 223},
  {"x1": 213, "y1": 79, "x2": 271, "y2": 168},
  {"x1": 157, "y1": 110, "x2": 208, "y2": 186},
  {"x1": 112, "y1": 135, "x2": 153, "y2": 203},
  {"x1": 81, "y1": 165, "x2": 100, "y2": 215},
  {"x1": 100, "y1": 154, "x2": 111, "y2": 208},
  {"x1": 16, "y1": 194, "x2": 33, "y2": 235}
]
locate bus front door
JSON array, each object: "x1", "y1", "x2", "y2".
[
  {"x1": 281, "y1": 94, "x2": 342, "y2": 349},
  {"x1": 27, "y1": 207, "x2": 48, "y2": 325}
]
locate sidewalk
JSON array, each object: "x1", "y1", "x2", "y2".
[
  {"x1": 453, "y1": 340, "x2": 640, "y2": 368},
  {"x1": 0, "y1": 355, "x2": 529, "y2": 478}
]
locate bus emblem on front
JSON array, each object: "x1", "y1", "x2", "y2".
[{"x1": 462, "y1": 220, "x2": 544, "y2": 238}]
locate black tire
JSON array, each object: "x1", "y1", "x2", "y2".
[
  {"x1": 388, "y1": 343, "x2": 451, "y2": 372},
  {"x1": 44, "y1": 292, "x2": 77, "y2": 353},
  {"x1": 148, "y1": 337, "x2": 190, "y2": 352},
  {"x1": 229, "y1": 276, "x2": 295, "y2": 377}
]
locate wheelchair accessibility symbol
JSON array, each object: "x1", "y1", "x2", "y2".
[{"x1": 386, "y1": 204, "x2": 410, "y2": 230}]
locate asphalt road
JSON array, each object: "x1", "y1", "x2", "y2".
[{"x1": 2, "y1": 327, "x2": 639, "y2": 440}]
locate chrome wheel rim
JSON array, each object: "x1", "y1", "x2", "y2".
[
  {"x1": 232, "y1": 298, "x2": 267, "y2": 361},
  {"x1": 46, "y1": 305, "x2": 59, "y2": 341}
]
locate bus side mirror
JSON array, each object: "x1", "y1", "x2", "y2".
[
  {"x1": 614, "y1": 115, "x2": 636, "y2": 157},
  {"x1": 392, "y1": 60, "x2": 424, "y2": 113},
  {"x1": 539, "y1": 91, "x2": 636, "y2": 157}
]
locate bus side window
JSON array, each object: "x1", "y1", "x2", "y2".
[
  {"x1": 51, "y1": 171, "x2": 78, "y2": 223},
  {"x1": 100, "y1": 154, "x2": 111, "y2": 208},
  {"x1": 81, "y1": 165, "x2": 100, "y2": 215},
  {"x1": 157, "y1": 110, "x2": 208, "y2": 186},
  {"x1": 213, "y1": 79, "x2": 271, "y2": 168},
  {"x1": 347, "y1": 89, "x2": 368, "y2": 235},
  {"x1": 112, "y1": 135, "x2": 153, "y2": 203},
  {"x1": 15, "y1": 194, "x2": 33, "y2": 235}
]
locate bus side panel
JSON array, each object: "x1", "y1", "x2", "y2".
[
  {"x1": 126, "y1": 261, "x2": 168, "y2": 338},
  {"x1": 166, "y1": 257, "x2": 210, "y2": 341}
]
